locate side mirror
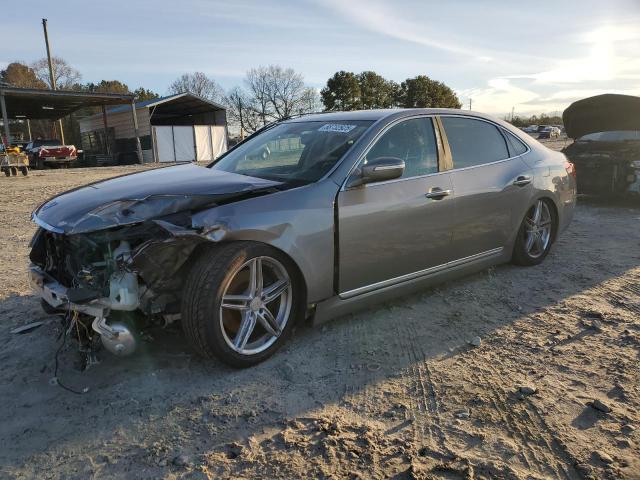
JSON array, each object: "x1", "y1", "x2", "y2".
[{"x1": 347, "y1": 156, "x2": 405, "y2": 188}]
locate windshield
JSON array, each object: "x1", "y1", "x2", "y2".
[
  {"x1": 212, "y1": 120, "x2": 373, "y2": 184},
  {"x1": 578, "y1": 130, "x2": 640, "y2": 142}
]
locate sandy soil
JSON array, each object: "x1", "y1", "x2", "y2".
[{"x1": 0, "y1": 164, "x2": 639, "y2": 480}]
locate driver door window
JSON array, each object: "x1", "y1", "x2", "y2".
[{"x1": 364, "y1": 117, "x2": 438, "y2": 178}]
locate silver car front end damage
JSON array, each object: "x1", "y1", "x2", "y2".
[{"x1": 29, "y1": 265, "x2": 139, "y2": 356}]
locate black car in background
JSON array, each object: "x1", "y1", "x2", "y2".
[{"x1": 562, "y1": 94, "x2": 640, "y2": 196}]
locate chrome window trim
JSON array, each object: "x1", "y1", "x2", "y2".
[
  {"x1": 340, "y1": 114, "x2": 441, "y2": 191},
  {"x1": 437, "y1": 114, "x2": 532, "y2": 172},
  {"x1": 339, "y1": 247, "x2": 504, "y2": 299},
  {"x1": 340, "y1": 113, "x2": 534, "y2": 189}
]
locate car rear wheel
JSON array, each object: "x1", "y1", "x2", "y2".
[
  {"x1": 181, "y1": 242, "x2": 302, "y2": 368},
  {"x1": 512, "y1": 199, "x2": 556, "y2": 266}
]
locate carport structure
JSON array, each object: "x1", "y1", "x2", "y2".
[
  {"x1": 79, "y1": 93, "x2": 228, "y2": 164},
  {"x1": 0, "y1": 86, "x2": 143, "y2": 163}
]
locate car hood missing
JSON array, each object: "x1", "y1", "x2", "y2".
[
  {"x1": 563, "y1": 94, "x2": 640, "y2": 139},
  {"x1": 33, "y1": 164, "x2": 283, "y2": 234}
]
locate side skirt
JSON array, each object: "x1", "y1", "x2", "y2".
[{"x1": 311, "y1": 248, "x2": 508, "y2": 326}]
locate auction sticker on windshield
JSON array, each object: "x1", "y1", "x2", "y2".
[{"x1": 318, "y1": 124, "x2": 357, "y2": 133}]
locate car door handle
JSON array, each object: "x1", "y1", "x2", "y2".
[
  {"x1": 425, "y1": 188, "x2": 452, "y2": 199},
  {"x1": 513, "y1": 175, "x2": 532, "y2": 186}
]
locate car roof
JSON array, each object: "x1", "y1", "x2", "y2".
[{"x1": 284, "y1": 108, "x2": 496, "y2": 123}]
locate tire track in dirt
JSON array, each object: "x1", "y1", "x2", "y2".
[
  {"x1": 400, "y1": 316, "x2": 456, "y2": 460},
  {"x1": 618, "y1": 277, "x2": 640, "y2": 315},
  {"x1": 390, "y1": 318, "x2": 425, "y2": 452},
  {"x1": 448, "y1": 327, "x2": 582, "y2": 480}
]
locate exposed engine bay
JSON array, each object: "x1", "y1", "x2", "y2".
[
  {"x1": 29, "y1": 171, "x2": 284, "y2": 364},
  {"x1": 29, "y1": 217, "x2": 207, "y2": 361},
  {"x1": 562, "y1": 140, "x2": 640, "y2": 195},
  {"x1": 562, "y1": 93, "x2": 640, "y2": 196}
]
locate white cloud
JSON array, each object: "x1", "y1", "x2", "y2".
[
  {"x1": 317, "y1": 0, "x2": 492, "y2": 61},
  {"x1": 457, "y1": 78, "x2": 538, "y2": 114},
  {"x1": 457, "y1": 21, "x2": 640, "y2": 115}
]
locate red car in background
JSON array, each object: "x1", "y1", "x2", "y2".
[{"x1": 26, "y1": 139, "x2": 78, "y2": 169}]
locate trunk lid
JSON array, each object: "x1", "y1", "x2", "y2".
[{"x1": 563, "y1": 94, "x2": 640, "y2": 139}]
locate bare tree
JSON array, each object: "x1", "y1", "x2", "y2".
[
  {"x1": 168, "y1": 72, "x2": 224, "y2": 102},
  {"x1": 224, "y1": 66, "x2": 318, "y2": 135},
  {"x1": 31, "y1": 56, "x2": 81, "y2": 89},
  {"x1": 245, "y1": 67, "x2": 272, "y2": 126},
  {"x1": 245, "y1": 65, "x2": 315, "y2": 124},
  {"x1": 266, "y1": 65, "x2": 305, "y2": 119},
  {"x1": 300, "y1": 87, "x2": 321, "y2": 114},
  {"x1": 224, "y1": 86, "x2": 262, "y2": 136}
]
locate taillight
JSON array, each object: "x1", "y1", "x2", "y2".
[{"x1": 565, "y1": 161, "x2": 576, "y2": 179}]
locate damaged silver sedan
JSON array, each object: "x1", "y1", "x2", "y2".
[{"x1": 30, "y1": 109, "x2": 576, "y2": 367}]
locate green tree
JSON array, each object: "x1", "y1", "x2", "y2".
[
  {"x1": 321, "y1": 71, "x2": 361, "y2": 111},
  {"x1": 357, "y1": 71, "x2": 397, "y2": 109},
  {"x1": 0, "y1": 62, "x2": 48, "y2": 88},
  {"x1": 85, "y1": 79, "x2": 131, "y2": 95},
  {"x1": 133, "y1": 87, "x2": 159, "y2": 102},
  {"x1": 397, "y1": 75, "x2": 461, "y2": 109},
  {"x1": 508, "y1": 114, "x2": 563, "y2": 128}
]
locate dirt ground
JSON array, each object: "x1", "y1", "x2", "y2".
[{"x1": 0, "y1": 159, "x2": 639, "y2": 480}]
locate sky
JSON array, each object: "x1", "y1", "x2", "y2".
[{"x1": 3, "y1": 0, "x2": 640, "y2": 117}]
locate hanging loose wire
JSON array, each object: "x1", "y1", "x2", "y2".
[{"x1": 51, "y1": 310, "x2": 90, "y2": 395}]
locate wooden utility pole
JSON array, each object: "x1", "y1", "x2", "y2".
[
  {"x1": 0, "y1": 92, "x2": 10, "y2": 145},
  {"x1": 42, "y1": 18, "x2": 65, "y2": 144},
  {"x1": 469, "y1": 98, "x2": 472, "y2": 111},
  {"x1": 130, "y1": 99, "x2": 143, "y2": 164}
]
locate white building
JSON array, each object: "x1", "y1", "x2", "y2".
[{"x1": 78, "y1": 92, "x2": 227, "y2": 165}]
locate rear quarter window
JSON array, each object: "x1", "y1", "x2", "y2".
[
  {"x1": 504, "y1": 131, "x2": 528, "y2": 156},
  {"x1": 441, "y1": 117, "x2": 509, "y2": 169}
]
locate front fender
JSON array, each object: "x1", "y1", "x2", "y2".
[{"x1": 191, "y1": 179, "x2": 339, "y2": 303}]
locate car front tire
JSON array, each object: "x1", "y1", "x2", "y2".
[
  {"x1": 512, "y1": 199, "x2": 556, "y2": 266},
  {"x1": 181, "y1": 242, "x2": 303, "y2": 368}
]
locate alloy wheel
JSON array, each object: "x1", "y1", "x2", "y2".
[
  {"x1": 524, "y1": 200, "x2": 552, "y2": 258},
  {"x1": 219, "y1": 256, "x2": 292, "y2": 355}
]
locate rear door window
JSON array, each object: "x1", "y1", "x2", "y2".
[{"x1": 441, "y1": 117, "x2": 509, "y2": 169}]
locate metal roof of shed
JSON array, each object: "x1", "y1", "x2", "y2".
[
  {"x1": 0, "y1": 86, "x2": 134, "y2": 120},
  {"x1": 104, "y1": 92, "x2": 226, "y2": 115}
]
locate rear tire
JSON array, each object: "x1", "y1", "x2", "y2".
[
  {"x1": 512, "y1": 199, "x2": 556, "y2": 266},
  {"x1": 20, "y1": 166, "x2": 28, "y2": 176},
  {"x1": 10, "y1": 167, "x2": 17, "y2": 176},
  {"x1": 3, "y1": 168, "x2": 9, "y2": 177},
  {"x1": 181, "y1": 242, "x2": 303, "y2": 368}
]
